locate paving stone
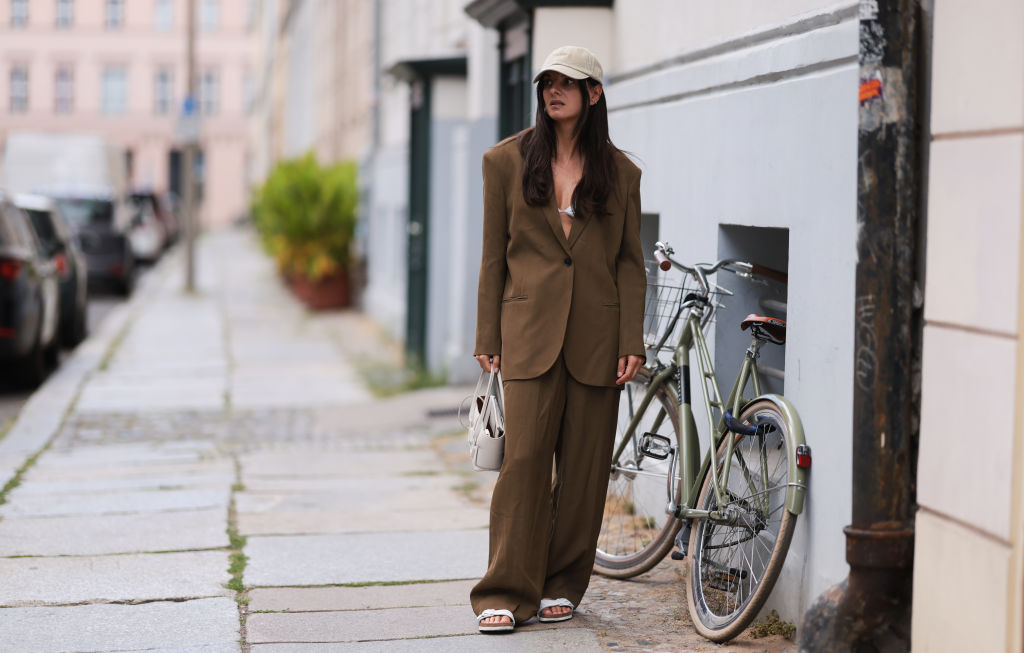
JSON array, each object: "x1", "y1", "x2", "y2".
[
  {"x1": 248, "y1": 605, "x2": 589, "y2": 643},
  {"x1": 75, "y1": 383, "x2": 227, "y2": 413},
  {"x1": 0, "y1": 508, "x2": 227, "y2": 556},
  {"x1": 0, "y1": 598, "x2": 240, "y2": 653},
  {"x1": 21, "y1": 460, "x2": 233, "y2": 482},
  {"x1": 0, "y1": 488, "x2": 230, "y2": 518},
  {"x1": 34, "y1": 441, "x2": 218, "y2": 468},
  {"x1": 235, "y1": 479, "x2": 470, "y2": 513},
  {"x1": 249, "y1": 626, "x2": 602, "y2": 651},
  {"x1": 240, "y1": 449, "x2": 439, "y2": 479},
  {"x1": 0, "y1": 551, "x2": 231, "y2": 606},
  {"x1": 245, "y1": 530, "x2": 488, "y2": 586},
  {"x1": 237, "y1": 506, "x2": 489, "y2": 536},
  {"x1": 9, "y1": 469, "x2": 233, "y2": 496},
  {"x1": 248, "y1": 580, "x2": 477, "y2": 612}
]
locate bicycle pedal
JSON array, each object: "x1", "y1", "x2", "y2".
[
  {"x1": 670, "y1": 520, "x2": 691, "y2": 559},
  {"x1": 640, "y1": 432, "x2": 673, "y2": 460},
  {"x1": 703, "y1": 561, "x2": 748, "y2": 592}
]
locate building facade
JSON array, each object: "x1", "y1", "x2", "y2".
[
  {"x1": 912, "y1": 0, "x2": 1024, "y2": 650},
  {"x1": 0, "y1": 0, "x2": 258, "y2": 225}
]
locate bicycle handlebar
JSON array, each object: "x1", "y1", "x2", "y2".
[{"x1": 652, "y1": 241, "x2": 788, "y2": 291}]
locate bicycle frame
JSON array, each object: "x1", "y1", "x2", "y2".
[{"x1": 613, "y1": 301, "x2": 809, "y2": 523}]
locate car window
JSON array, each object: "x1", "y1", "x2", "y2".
[
  {"x1": 55, "y1": 198, "x2": 115, "y2": 227},
  {"x1": 8, "y1": 207, "x2": 43, "y2": 255},
  {"x1": 24, "y1": 209, "x2": 60, "y2": 251},
  {"x1": 0, "y1": 203, "x2": 21, "y2": 247}
]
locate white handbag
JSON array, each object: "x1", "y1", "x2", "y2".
[{"x1": 460, "y1": 368, "x2": 506, "y2": 472}]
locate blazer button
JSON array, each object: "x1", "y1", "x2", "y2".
[{"x1": 563, "y1": 257, "x2": 572, "y2": 266}]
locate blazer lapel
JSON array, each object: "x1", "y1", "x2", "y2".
[
  {"x1": 566, "y1": 210, "x2": 590, "y2": 249},
  {"x1": 544, "y1": 196, "x2": 572, "y2": 255}
]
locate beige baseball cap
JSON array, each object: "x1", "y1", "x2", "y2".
[{"x1": 533, "y1": 45, "x2": 603, "y2": 85}]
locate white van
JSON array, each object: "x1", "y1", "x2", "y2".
[{"x1": 1, "y1": 132, "x2": 136, "y2": 294}]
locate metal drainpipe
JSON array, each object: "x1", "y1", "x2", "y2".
[{"x1": 799, "y1": 1, "x2": 926, "y2": 650}]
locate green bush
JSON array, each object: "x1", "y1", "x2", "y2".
[{"x1": 252, "y1": 153, "x2": 358, "y2": 281}]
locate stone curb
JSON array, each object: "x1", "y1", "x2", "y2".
[{"x1": 0, "y1": 244, "x2": 187, "y2": 491}]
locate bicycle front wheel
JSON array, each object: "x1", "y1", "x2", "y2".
[
  {"x1": 686, "y1": 398, "x2": 797, "y2": 642},
  {"x1": 594, "y1": 366, "x2": 682, "y2": 579}
]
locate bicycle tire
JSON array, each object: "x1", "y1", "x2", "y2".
[
  {"x1": 686, "y1": 398, "x2": 797, "y2": 642},
  {"x1": 594, "y1": 366, "x2": 682, "y2": 579}
]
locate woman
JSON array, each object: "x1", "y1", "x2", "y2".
[{"x1": 471, "y1": 45, "x2": 646, "y2": 633}]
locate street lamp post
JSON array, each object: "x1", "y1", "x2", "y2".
[{"x1": 183, "y1": 0, "x2": 198, "y2": 292}]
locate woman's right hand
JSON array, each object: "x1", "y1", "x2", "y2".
[{"x1": 476, "y1": 354, "x2": 500, "y2": 373}]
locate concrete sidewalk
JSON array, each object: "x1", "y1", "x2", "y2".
[
  {"x1": 0, "y1": 228, "x2": 605, "y2": 652},
  {"x1": 0, "y1": 228, "x2": 796, "y2": 653}
]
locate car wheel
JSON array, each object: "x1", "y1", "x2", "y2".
[
  {"x1": 63, "y1": 302, "x2": 88, "y2": 348},
  {"x1": 43, "y1": 337, "x2": 59, "y2": 370},
  {"x1": 20, "y1": 335, "x2": 49, "y2": 389},
  {"x1": 74, "y1": 303, "x2": 88, "y2": 345},
  {"x1": 118, "y1": 270, "x2": 134, "y2": 296}
]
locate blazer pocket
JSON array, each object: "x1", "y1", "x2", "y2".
[
  {"x1": 602, "y1": 301, "x2": 620, "y2": 308},
  {"x1": 502, "y1": 295, "x2": 528, "y2": 303}
]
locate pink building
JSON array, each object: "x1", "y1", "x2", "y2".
[{"x1": 0, "y1": 0, "x2": 257, "y2": 225}]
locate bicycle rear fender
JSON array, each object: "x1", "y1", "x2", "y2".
[{"x1": 742, "y1": 393, "x2": 808, "y2": 515}]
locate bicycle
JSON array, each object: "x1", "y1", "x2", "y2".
[{"x1": 594, "y1": 241, "x2": 812, "y2": 642}]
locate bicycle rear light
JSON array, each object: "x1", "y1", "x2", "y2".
[{"x1": 795, "y1": 444, "x2": 812, "y2": 469}]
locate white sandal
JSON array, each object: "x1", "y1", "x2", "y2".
[
  {"x1": 477, "y1": 608, "x2": 515, "y2": 633},
  {"x1": 537, "y1": 597, "x2": 574, "y2": 623}
]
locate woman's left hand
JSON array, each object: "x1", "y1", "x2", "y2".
[{"x1": 616, "y1": 355, "x2": 644, "y2": 385}]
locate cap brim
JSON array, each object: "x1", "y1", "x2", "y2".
[{"x1": 533, "y1": 64, "x2": 592, "y2": 84}]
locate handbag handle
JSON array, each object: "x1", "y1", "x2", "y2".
[
  {"x1": 482, "y1": 367, "x2": 505, "y2": 414},
  {"x1": 459, "y1": 367, "x2": 505, "y2": 428}
]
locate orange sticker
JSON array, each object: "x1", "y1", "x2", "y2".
[{"x1": 859, "y1": 79, "x2": 882, "y2": 103}]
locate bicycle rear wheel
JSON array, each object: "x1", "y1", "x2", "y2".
[
  {"x1": 594, "y1": 366, "x2": 682, "y2": 579},
  {"x1": 686, "y1": 398, "x2": 797, "y2": 641}
]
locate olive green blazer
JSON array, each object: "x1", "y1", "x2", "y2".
[{"x1": 473, "y1": 136, "x2": 647, "y2": 387}]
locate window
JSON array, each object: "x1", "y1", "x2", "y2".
[
  {"x1": 199, "y1": 69, "x2": 218, "y2": 115},
  {"x1": 242, "y1": 68, "x2": 254, "y2": 114},
  {"x1": 499, "y1": 20, "x2": 531, "y2": 139},
  {"x1": 9, "y1": 66, "x2": 28, "y2": 112},
  {"x1": 55, "y1": 0, "x2": 73, "y2": 27},
  {"x1": 245, "y1": 0, "x2": 257, "y2": 31},
  {"x1": 10, "y1": 0, "x2": 27, "y2": 27},
  {"x1": 199, "y1": 0, "x2": 219, "y2": 32},
  {"x1": 55, "y1": 66, "x2": 74, "y2": 113},
  {"x1": 105, "y1": 0, "x2": 124, "y2": 28},
  {"x1": 154, "y1": 68, "x2": 173, "y2": 115},
  {"x1": 154, "y1": 0, "x2": 173, "y2": 31},
  {"x1": 101, "y1": 66, "x2": 127, "y2": 114}
]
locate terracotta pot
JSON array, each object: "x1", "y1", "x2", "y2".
[{"x1": 289, "y1": 270, "x2": 351, "y2": 310}]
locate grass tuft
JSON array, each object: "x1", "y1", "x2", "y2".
[{"x1": 749, "y1": 609, "x2": 796, "y2": 640}]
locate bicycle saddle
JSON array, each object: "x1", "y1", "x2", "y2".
[{"x1": 740, "y1": 314, "x2": 787, "y2": 344}]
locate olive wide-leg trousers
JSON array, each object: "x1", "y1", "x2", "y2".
[{"x1": 470, "y1": 352, "x2": 620, "y2": 624}]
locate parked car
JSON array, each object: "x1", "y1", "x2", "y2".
[
  {"x1": 0, "y1": 190, "x2": 60, "y2": 386},
  {"x1": 131, "y1": 190, "x2": 180, "y2": 247},
  {"x1": 13, "y1": 193, "x2": 88, "y2": 347},
  {"x1": 52, "y1": 194, "x2": 135, "y2": 295},
  {"x1": 1, "y1": 131, "x2": 135, "y2": 296},
  {"x1": 127, "y1": 193, "x2": 167, "y2": 263}
]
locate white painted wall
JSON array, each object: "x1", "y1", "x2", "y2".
[
  {"x1": 282, "y1": 0, "x2": 316, "y2": 158},
  {"x1": 604, "y1": 5, "x2": 859, "y2": 621},
  {"x1": 532, "y1": 8, "x2": 613, "y2": 76},
  {"x1": 363, "y1": 0, "x2": 475, "y2": 359},
  {"x1": 610, "y1": 0, "x2": 852, "y2": 75}
]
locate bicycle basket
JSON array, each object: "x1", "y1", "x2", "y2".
[{"x1": 643, "y1": 272, "x2": 728, "y2": 354}]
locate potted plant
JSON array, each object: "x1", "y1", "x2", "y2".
[{"x1": 252, "y1": 153, "x2": 358, "y2": 309}]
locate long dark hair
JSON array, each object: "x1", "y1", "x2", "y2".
[{"x1": 517, "y1": 77, "x2": 619, "y2": 219}]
